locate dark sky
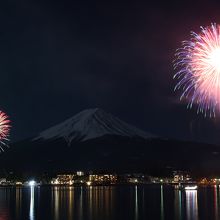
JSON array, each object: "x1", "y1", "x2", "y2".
[{"x1": 2, "y1": 0, "x2": 220, "y2": 144}]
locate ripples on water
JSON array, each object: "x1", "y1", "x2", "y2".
[{"x1": 0, "y1": 185, "x2": 219, "y2": 220}]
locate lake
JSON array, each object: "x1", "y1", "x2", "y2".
[{"x1": 0, "y1": 185, "x2": 219, "y2": 220}]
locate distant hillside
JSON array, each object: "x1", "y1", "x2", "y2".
[{"x1": 0, "y1": 108, "x2": 219, "y2": 177}]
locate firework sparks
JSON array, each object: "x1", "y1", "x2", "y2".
[
  {"x1": 174, "y1": 23, "x2": 220, "y2": 117},
  {"x1": 0, "y1": 111, "x2": 10, "y2": 152}
]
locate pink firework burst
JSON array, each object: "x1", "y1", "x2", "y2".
[
  {"x1": 0, "y1": 111, "x2": 10, "y2": 152},
  {"x1": 174, "y1": 23, "x2": 220, "y2": 117}
]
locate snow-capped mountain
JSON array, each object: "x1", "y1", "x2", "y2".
[{"x1": 34, "y1": 108, "x2": 155, "y2": 143}]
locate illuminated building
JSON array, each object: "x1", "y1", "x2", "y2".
[
  {"x1": 51, "y1": 174, "x2": 75, "y2": 185},
  {"x1": 199, "y1": 178, "x2": 209, "y2": 185},
  {"x1": 16, "y1": 182, "x2": 23, "y2": 185},
  {"x1": 76, "y1": 171, "x2": 84, "y2": 176},
  {"x1": 173, "y1": 171, "x2": 191, "y2": 183},
  {"x1": 89, "y1": 174, "x2": 117, "y2": 185},
  {"x1": 0, "y1": 178, "x2": 7, "y2": 185},
  {"x1": 210, "y1": 178, "x2": 220, "y2": 184},
  {"x1": 126, "y1": 174, "x2": 150, "y2": 184},
  {"x1": 86, "y1": 181, "x2": 91, "y2": 186},
  {"x1": 128, "y1": 178, "x2": 139, "y2": 184}
]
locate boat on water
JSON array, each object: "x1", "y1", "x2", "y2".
[
  {"x1": 174, "y1": 184, "x2": 198, "y2": 190},
  {"x1": 184, "y1": 185, "x2": 198, "y2": 190}
]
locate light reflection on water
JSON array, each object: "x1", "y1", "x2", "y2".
[
  {"x1": 51, "y1": 186, "x2": 116, "y2": 220},
  {"x1": 213, "y1": 185, "x2": 220, "y2": 220},
  {"x1": 174, "y1": 189, "x2": 182, "y2": 220},
  {"x1": 15, "y1": 187, "x2": 22, "y2": 218},
  {"x1": 29, "y1": 186, "x2": 35, "y2": 220},
  {"x1": 185, "y1": 190, "x2": 198, "y2": 220},
  {"x1": 0, "y1": 185, "x2": 220, "y2": 220},
  {"x1": 160, "y1": 185, "x2": 164, "y2": 220},
  {"x1": 135, "y1": 186, "x2": 138, "y2": 220}
]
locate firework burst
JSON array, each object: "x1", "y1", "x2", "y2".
[
  {"x1": 0, "y1": 111, "x2": 10, "y2": 152},
  {"x1": 174, "y1": 23, "x2": 220, "y2": 117}
]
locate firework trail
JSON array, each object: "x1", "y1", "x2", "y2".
[
  {"x1": 174, "y1": 23, "x2": 220, "y2": 117},
  {"x1": 0, "y1": 111, "x2": 10, "y2": 152}
]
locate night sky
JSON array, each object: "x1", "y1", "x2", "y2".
[{"x1": 1, "y1": 0, "x2": 220, "y2": 144}]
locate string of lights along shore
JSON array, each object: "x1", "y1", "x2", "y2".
[{"x1": 173, "y1": 23, "x2": 220, "y2": 117}]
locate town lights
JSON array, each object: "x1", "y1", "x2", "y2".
[
  {"x1": 28, "y1": 180, "x2": 36, "y2": 187},
  {"x1": 86, "y1": 181, "x2": 91, "y2": 186}
]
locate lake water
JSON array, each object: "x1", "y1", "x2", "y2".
[{"x1": 0, "y1": 185, "x2": 219, "y2": 220}]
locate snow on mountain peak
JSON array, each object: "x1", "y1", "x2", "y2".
[{"x1": 34, "y1": 108, "x2": 155, "y2": 143}]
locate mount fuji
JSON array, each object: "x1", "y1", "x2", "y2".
[{"x1": 34, "y1": 108, "x2": 155, "y2": 143}]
